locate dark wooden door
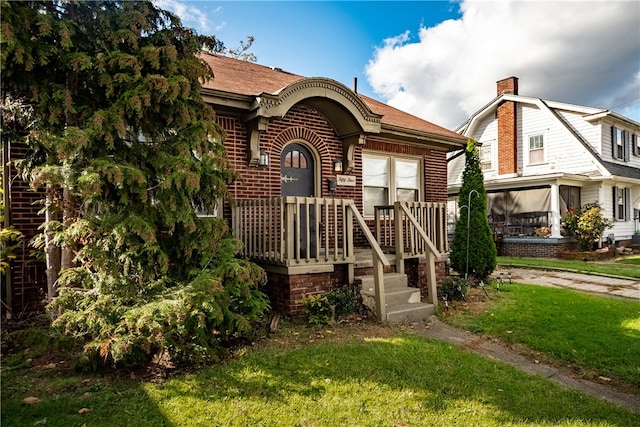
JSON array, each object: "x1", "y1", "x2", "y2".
[{"x1": 281, "y1": 143, "x2": 316, "y2": 257}]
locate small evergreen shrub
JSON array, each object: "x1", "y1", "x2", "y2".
[
  {"x1": 440, "y1": 276, "x2": 468, "y2": 301},
  {"x1": 301, "y1": 285, "x2": 362, "y2": 327}
]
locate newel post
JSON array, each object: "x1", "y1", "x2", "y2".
[{"x1": 373, "y1": 251, "x2": 386, "y2": 322}]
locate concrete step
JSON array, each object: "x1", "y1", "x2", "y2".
[
  {"x1": 361, "y1": 285, "x2": 421, "y2": 306},
  {"x1": 357, "y1": 272, "x2": 432, "y2": 323},
  {"x1": 356, "y1": 272, "x2": 407, "y2": 291},
  {"x1": 386, "y1": 303, "x2": 435, "y2": 323}
]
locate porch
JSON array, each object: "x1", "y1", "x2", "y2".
[{"x1": 232, "y1": 197, "x2": 448, "y2": 322}]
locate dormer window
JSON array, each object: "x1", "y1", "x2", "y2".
[{"x1": 611, "y1": 126, "x2": 630, "y2": 161}]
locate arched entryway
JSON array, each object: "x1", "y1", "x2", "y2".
[{"x1": 281, "y1": 142, "x2": 316, "y2": 257}]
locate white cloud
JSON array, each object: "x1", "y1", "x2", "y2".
[
  {"x1": 366, "y1": 0, "x2": 640, "y2": 129},
  {"x1": 154, "y1": 0, "x2": 220, "y2": 34}
]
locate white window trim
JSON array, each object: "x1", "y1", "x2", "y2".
[
  {"x1": 526, "y1": 132, "x2": 547, "y2": 165},
  {"x1": 362, "y1": 152, "x2": 423, "y2": 217},
  {"x1": 479, "y1": 140, "x2": 495, "y2": 171}
]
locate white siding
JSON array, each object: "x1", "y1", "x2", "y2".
[
  {"x1": 448, "y1": 115, "x2": 497, "y2": 187},
  {"x1": 519, "y1": 104, "x2": 600, "y2": 177},
  {"x1": 557, "y1": 110, "x2": 601, "y2": 154}
]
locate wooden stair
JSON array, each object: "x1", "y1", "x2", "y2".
[{"x1": 356, "y1": 272, "x2": 435, "y2": 323}]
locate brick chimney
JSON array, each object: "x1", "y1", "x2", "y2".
[{"x1": 496, "y1": 77, "x2": 519, "y2": 175}]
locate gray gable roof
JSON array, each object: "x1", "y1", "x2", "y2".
[{"x1": 600, "y1": 161, "x2": 640, "y2": 180}]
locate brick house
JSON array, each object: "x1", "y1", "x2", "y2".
[
  {"x1": 448, "y1": 77, "x2": 640, "y2": 257},
  {"x1": 3, "y1": 53, "x2": 467, "y2": 321}
]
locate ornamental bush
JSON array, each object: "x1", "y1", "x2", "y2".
[{"x1": 563, "y1": 202, "x2": 612, "y2": 251}]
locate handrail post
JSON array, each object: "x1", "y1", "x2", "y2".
[
  {"x1": 396, "y1": 202, "x2": 442, "y2": 309},
  {"x1": 373, "y1": 251, "x2": 386, "y2": 322},
  {"x1": 395, "y1": 203, "x2": 404, "y2": 274}
]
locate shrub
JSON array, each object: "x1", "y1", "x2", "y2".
[
  {"x1": 440, "y1": 276, "x2": 468, "y2": 301},
  {"x1": 301, "y1": 285, "x2": 362, "y2": 327},
  {"x1": 563, "y1": 202, "x2": 612, "y2": 251},
  {"x1": 449, "y1": 140, "x2": 497, "y2": 280}
]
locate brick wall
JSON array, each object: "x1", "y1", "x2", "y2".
[
  {"x1": 219, "y1": 105, "x2": 356, "y2": 203},
  {"x1": 4, "y1": 142, "x2": 47, "y2": 315},
  {"x1": 497, "y1": 101, "x2": 517, "y2": 175},
  {"x1": 266, "y1": 266, "x2": 348, "y2": 316},
  {"x1": 498, "y1": 239, "x2": 578, "y2": 258},
  {"x1": 496, "y1": 77, "x2": 519, "y2": 176}
]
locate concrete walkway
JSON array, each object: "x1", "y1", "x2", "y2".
[
  {"x1": 411, "y1": 268, "x2": 640, "y2": 413},
  {"x1": 497, "y1": 267, "x2": 640, "y2": 300},
  {"x1": 413, "y1": 319, "x2": 640, "y2": 413}
]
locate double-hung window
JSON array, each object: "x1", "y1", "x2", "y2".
[
  {"x1": 611, "y1": 126, "x2": 630, "y2": 161},
  {"x1": 362, "y1": 154, "x2": 421, "y2": 216},
  {"x1": 479, "y1": 142, "x2": 493, "y2": 170},
  {"x1": 613, "y1": 186, "x2": 631, "y2": 221},
  {"x1": 528, "y1": 134, "x2": 545, "y2": 164}
]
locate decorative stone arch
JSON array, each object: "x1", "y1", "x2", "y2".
[
  {"x1": 245, "y1": 78, "x2": 382, "y2": 171},
  {"x1": 271, "y1": 127, "x2": 328, "y2": 197}
]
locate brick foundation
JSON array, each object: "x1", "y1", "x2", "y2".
[
  {"x1": 262, "y1": 257, "x2": 445, "y2": 317},
  {"x1": 497, "y1": 237, "x2": 578, "y2": 258}
]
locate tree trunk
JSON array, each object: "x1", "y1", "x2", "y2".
[
  {"x1": 44, "y1": 187, "x2": 60, "y2": 301},
  {"x1": 60, "y1": 186, "x2": 74, "y2": 270}
]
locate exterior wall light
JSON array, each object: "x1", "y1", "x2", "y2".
[
  {"x1": 333, "y1": 158, "x2": 343, "y2": 174},
  {"x1": 258, "y1": 149, "x2": 269, "y2": 167}
]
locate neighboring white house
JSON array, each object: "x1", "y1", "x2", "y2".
[{"x1": 448, "y1": 77, "x2": 640, "y2": 257}]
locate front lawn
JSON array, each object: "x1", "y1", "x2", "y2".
[
  {"x1": 444, "y1": 283, "x2": 640, "y2": 388},
  {"x1": 2, "y1": 321, "x2": 638, "y2": 426}
]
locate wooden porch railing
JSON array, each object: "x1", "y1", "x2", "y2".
[
  {"x1": 374, "y1": 201, "x2": 447, "y2": 307},
  {"x1": 232, "y1": 197, "x2": 391, "y2": 321},
  {"x1": 374, "y1": 201, "x2": 448, "y2": 254},
  {"x1": 232, "y1": 197, "x2": 356, "y2": 266}
]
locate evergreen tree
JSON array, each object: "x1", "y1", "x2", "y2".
[
  {"x1": 450, "y1": 140, "x2": 496, "y2": 281},
  {"x1": 1, "y1": 0, "x2": 269, "y2": 367}
]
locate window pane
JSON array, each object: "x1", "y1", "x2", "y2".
[
  {"x1": 364, "y1": 187, "x2": 388, "y2": 216},
  {"x1": 284, "y1": 150, "x2": 308, "y2": 169},
  {"x1": 396, "y1": 188, "x2": 417, "y2": 203},
  {"x1": 479, "y1": 144, "x2": 492, "y2": 170},
  {"x1": 530, "y1": 149, "x2": 544, "y2": 163},
  {"x1": 363, "y1": 156, "x2": 389, "y2": 186},
  {"x1": 529, "y1": 135, "x2": 544, "y2": 150},
  {"x1": 395, "y1": 159, "x2": 419, "y2": 189}
]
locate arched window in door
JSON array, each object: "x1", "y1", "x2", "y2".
[{"x1": 283, "y1": 149, "x2": 308, "y2": 169}]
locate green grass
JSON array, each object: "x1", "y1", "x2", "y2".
[
  {"x1": 3, "y1": 322, "x2": 639, "y2": 426},
  {"x1": 498, "y1": 255, "x2": 640, "y2": 278},
  {"x1": 445, "y1": 283, "x2": 640, "y2": 387}
]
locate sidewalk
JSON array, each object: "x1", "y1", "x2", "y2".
[
  {"x1": 412, "y1": 318, "x2": 640, "y2": 413},
  {"x1": 495, "y1": 267, "x2": 640, "y2": 300},
  {"x1": 410, "y1": 268, "x2": 640, "y2": 413}
]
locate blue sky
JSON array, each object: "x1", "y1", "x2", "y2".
[{"x1": 158, "y1": 0, "x2": 640, "y2": 129}]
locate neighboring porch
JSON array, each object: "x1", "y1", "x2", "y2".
[
  {"x1": 448, "y1": 184, "x2": 581, "y2": 258},
  {"x1": 232, "y1": 197, "x2": 448, "y2": 322}
]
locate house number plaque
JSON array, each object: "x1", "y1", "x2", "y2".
[{"x1": 336, "y1": 175, "x2": 356, "y2": 187}]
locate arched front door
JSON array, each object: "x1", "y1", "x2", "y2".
[{"x1": 281, "y1": 143, "x2": 316, "y2": 257}]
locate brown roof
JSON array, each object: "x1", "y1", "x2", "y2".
[
  {"x1": 200, "y1": 53, "x2": 465, "y2": 141},
  {"x1": 201, "y1": 53, "x2": 302, "y2": 96},
  {"x1": 356, "y1": 94, "x2": 464, "y2": 140}
]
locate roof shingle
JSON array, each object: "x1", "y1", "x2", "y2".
[{"x1": 200, "y1": 53, "x2": 465, "y2": 141}]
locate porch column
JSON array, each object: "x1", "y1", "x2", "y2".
[{"x1": 550, "y1": 182, "x2": 562, "y2": 238}]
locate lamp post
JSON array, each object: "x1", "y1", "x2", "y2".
[{"x1": 460, "y1": 189, "x2": 479, "y2": 280}]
